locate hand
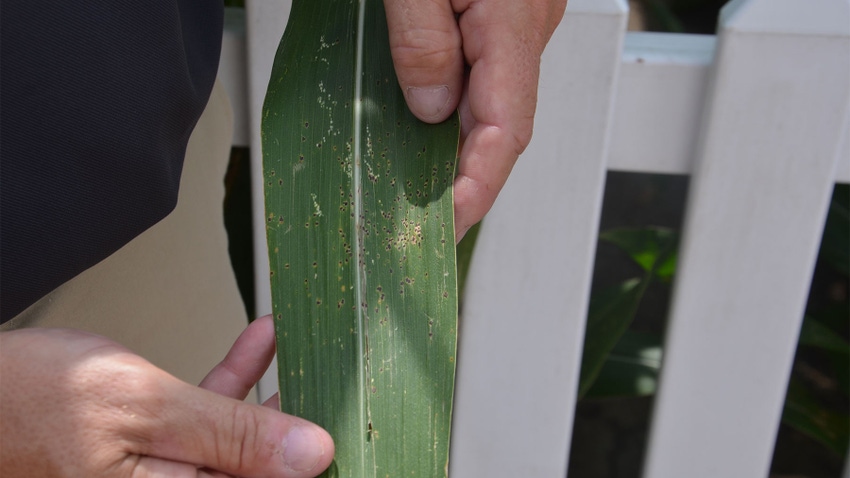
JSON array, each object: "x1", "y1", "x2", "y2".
[
  {"x1": 384, "y1": 0, "x2": 568, "y2": 241},
  {"x1": 0, "y1": 316, "x2": 334, "y2": 477}
]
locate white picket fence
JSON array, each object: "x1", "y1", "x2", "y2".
[{"x1": 219, "y1": 0, "x2": 850, "y2": 476}]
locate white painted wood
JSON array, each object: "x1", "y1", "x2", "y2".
[
  {"x1": 838, "y1": 110, "x2": 850, "y2": 183},
  {"x1": 449, "y1": 1, "x2": 628, "y2": 477},
  {"x1": 845, "y1": 442, "x2": 850, "y2": 478},
  {"x1": 608, "y1": 32, "x2": 714, "y2": 175},
  {"x1": 642, "y1": 0, "x2": 850, "y2": 477},
  {"x1": 245, "y1": 0, "x2": 293, "y2": 402},
  {"x1": 219, "y1": 8, "x2": 250, "y2": 147},
  {"x1": 232, "y1": 0, "x2": 850, "y2": 467}
]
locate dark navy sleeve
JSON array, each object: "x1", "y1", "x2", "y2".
[{"x1": 0, "y1": 1, "x2": 224, "y2": 322}]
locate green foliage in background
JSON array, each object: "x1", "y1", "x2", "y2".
[{"x1": 577, "y1": 185, "x2": 850, "y2": 457}]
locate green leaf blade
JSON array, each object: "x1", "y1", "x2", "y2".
[{"x1": 262, "y1": 1, "x2": 459, "y2": 476}]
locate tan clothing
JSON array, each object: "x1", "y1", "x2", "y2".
[{"x1": 2, "y1": 81, "x2": 250, "y2": 387}]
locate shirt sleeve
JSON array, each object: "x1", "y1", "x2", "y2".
[{"x1": 0, "y1": 0, "x2": 224, "y2": 322}]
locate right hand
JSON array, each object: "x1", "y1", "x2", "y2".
[{"x1": 0, "y1": 315, "x2": 334, "y2": 477}]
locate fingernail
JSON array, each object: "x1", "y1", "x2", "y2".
[
  {"x1": 281, "y1": 425, "x2": 324, "y2": 472},
  {"x1": 407, "y1": 86, "x2": 450, "y2": 121}
]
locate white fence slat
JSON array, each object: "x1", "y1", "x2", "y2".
[
  {"x1": 643, "y1": 1, "x2": 850, "y2": 477},
  {"x1": 838, "y1": 109, "x2": 850, "y2": 183},
  {"x1": 449, "y1": 1, "x2": 628, "y2": 477},
  {"x1": 220, "y1": 8, "x2": 251, "y2": 148},
  {"x1": 608, "y1": 32, "x2": 714, "y2": 175},
  {"x1": 245, "y1": 0, "x2": 293, "y2": 402}
]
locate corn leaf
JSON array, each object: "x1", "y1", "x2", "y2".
[{"x1": 262, "y1": 1, "x2": 460, "y2": 476}]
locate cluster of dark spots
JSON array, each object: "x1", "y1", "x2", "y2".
[
  {"x1": 337, "y1": 299, "x2": 345, "y2": 309},
  {"x1": 442, "y1": 290, "x2": 449, "y2": 298},
  {"x1": 269, "y1": 270, "x2": 275, "y2": 277},
  {"x1": 284, "y1": 263, "x2": 290, "y2": 269},
  {"x1": 316, "y1": 298, "x2": 322, "y2": 305},
  {"x1": 312, "y1": 261, "x2": 318, "y2": 268},
  {"x1": 278, "y1": 179, "x2": 283, "y2": 185},
  {"x1": 276, "y1": 313, "x2": 282, "y2": 321},
  {"x1": 304, "y1": 121, "x2": 309, "y2": 128},
  {"x1": 316, "y1": 142, "x2": 323, "y2": 149},
  {"x1": 278, "y1": 216, "x2": 284, "y2": 224},
  {"x1": 269, "y1": 169, "x2": 276, "y2": 176},
  {"x1": 301, "y1": 135, "x2": 307, "y2": 142}
]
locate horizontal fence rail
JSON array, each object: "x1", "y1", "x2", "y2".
[{"x1": 219, "y1": 0, "x2": 850, "y2": 476}]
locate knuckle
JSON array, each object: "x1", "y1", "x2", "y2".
[
  {"x1": 218, "y1": 404, "x2": 263, "y2": 471},
  {"x1": 391, "y1": 28, "x2": 461, "y2": 72}
]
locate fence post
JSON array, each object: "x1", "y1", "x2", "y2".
[
  {"x1": 449, "y1": 1, "x2": 628, "y2": 476},
  {"x1": 244, "y1": 0, "x2": 294, "y2": 400},
  {"x1": 643, "y1": 1, "x2": 850, "y2": 476}
]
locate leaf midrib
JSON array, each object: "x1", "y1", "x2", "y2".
[{"x1": 352, "y1": 1, "x2": 370, "y2": 475}]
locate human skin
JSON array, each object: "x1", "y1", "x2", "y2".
[
  {"x1": 0, "y1": 316, "x2": 334, "y2": 477},
  {"x1": 0, "y1": 3, "x2": 568, "y2": 475},
  {"x1": 384, "y1": 0, "x2": 569, "y2": 241}
]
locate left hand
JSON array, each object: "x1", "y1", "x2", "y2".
[{"x1": 383, "y1": 0, "x2": 568, "y2": 241}]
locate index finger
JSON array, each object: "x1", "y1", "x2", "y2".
[{"x1": 452, "y1": 0, "x2": 566, "y2": 241}]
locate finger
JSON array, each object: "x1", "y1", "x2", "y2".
[
  {"x1": 131, "y1": 456, "x2": 232, "y2": 478},
  {"x1": 199, "y1": 315, "x2": 276, "y2": 400},
  {"x1": 384, "y1": 0, "x2": 464, "y2": 122},
  {"x1": 130, "y1": 375, "x2": 334, "y2": 478},
  {"x1": 263, "y1": 392, "x2": 281, "y2": 410},
  {"x1": 451, "y1": 0, "x2": 564, "y2": 241}
]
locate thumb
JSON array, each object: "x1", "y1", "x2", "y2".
[
  {"x1": 134, "y1": 376, "x2": 334, "y2": 478},
  {"x1": 383, "y1": 0, "x2": 463, "y2": 122}
]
